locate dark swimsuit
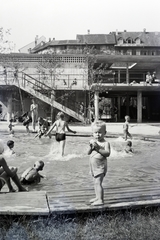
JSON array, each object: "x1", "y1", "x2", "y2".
[{"x1": 55, "y1": 133, "x2": 66, "y2": 142}]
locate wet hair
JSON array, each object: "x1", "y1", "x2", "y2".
[
  {"x1": 57, "y1": 112, "x2": 64, "y2": 119},
  {"x1": 125, "y1": 115, "x2": 130, "y2": 121},
  {"x1": 38, "y1": 117, "x2": 44, "y2": 122},
  {"x1": 91, "y1": 120, "x2": 106, "y2": 132},
  {"x1": 126, "y1": 140, "x2": 132, "y2": 147},
  {"x1": 7, "y1": 140, "x2": 14, "y2": 148},
  {"x1": 34, "y1": 160, "x2": 44, "y2": 170}
]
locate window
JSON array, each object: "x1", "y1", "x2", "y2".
[
  {"x1": 132, "y1": 50, "x2": 136, "y2": 55},
  {"x1": 126, "y1": 38, "x2": 132, "y2": 44},
  {"x1": 118, "y1": 38, "x2": 123, "y2": 44},
  {"x1": 135, "y1": 38, "x2": 141, "y2": 44}
]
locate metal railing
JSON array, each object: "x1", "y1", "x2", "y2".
[{"x1": 20, "y1": 72, "x2": 85, "y2": 121}]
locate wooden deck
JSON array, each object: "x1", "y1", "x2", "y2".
[{"x1": 1, "y1": 183, "x2": 160, "y2": 215}]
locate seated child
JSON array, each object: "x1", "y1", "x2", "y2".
[
  {"x1": 125, "y1": 140, "x2": 133, "y2": 153},
  {"x1": 35, "y1": 117, "x2": 51, "y2": 138},
  {"x1": 7, "y1": 140, "x2": 15, "y2": 155},
  {"x1": 0, "y1": 141, "x2": 27, "y2": 192},
  {"x1": 20, "y1": 160, "x2": 44, "y2": 185}
]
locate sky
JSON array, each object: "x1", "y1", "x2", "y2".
[{"x1": 0, "y1": 0, "x2": 160, "y2": 52}]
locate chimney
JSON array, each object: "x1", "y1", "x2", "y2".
[
  {"x1": 116, "y1": 29, "x2": 118, "y2": 35},
  {"x1": 35, "y1": 35, "x2": 38, "y2": 46},
  {"x1": 143, "y1": 28, "x2": 146, "y2": 33},
  {"x1": 87, "y1": 29, "x2": 90, "y2": 34},
  {"x1": 124, "y1": 30, "x2": 127, "y2": 32},
  {"x1": 49, "y1": 38, "x2": 51, "y2": 42}
]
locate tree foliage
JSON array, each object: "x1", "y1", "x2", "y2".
[{"x1": 0, "y1": 27, "x2": 13, "y2": 53}]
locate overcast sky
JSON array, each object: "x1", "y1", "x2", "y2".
[{"x1": 0, "y1": 0, "x2": 160, "y2": 52}]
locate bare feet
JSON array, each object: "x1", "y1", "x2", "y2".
[
  {"x1": 91, "y1": 200, "x2": 104, "y2": 206},
  {"x1": 18, "y1": 186, "x2": 28, "y2": 192},
  {"x1": 9, "y1": 188, "x2": 16, "y2": 192},
  {"x1": 89, "y1": 198, "x2": 98, "y2": 203}
]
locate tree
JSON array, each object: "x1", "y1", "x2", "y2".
[{"x1": 0, "y1": 27, "x2": 14, "y2": 53}]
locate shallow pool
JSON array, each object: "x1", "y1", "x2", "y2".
[{"x1": 1, "y1": 132, "x2": 160, "y2": 192}]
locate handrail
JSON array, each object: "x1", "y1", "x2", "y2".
[
  {"x1": 18, "y1": 72, "x2": 85, "y2": 121},
  {"x1": 22, "y1": 72, "x2": 56, "y2": 91}
]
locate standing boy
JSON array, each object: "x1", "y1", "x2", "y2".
[
  {"x1": 123, "y1": 115, "x2": 132, "y2": 141},
  {"x1": 88, "y1": 121, "x2": 111, "y2": 206},
  {"x1": 45, "y1": 112, "x2": 76, "y2": 156}
]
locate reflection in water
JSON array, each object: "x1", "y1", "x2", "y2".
[{"x1": 0, "y1": 133, "x2": 160, "y2": 191}]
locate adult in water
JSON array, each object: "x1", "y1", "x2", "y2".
[
  {"x1": 45, "y1": 112, "x2": 76, "y2": 156},
  {"x1": 30, "y1": 98, "x2": 38, "y2": 132}
]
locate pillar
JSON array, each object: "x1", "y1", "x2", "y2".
[
  {"x1": 94, "y1": 91, "x2": 99, "y2": 120},
  {"x1": 118, "y1": 70, "x2": 121, "y2": 83},
  {"x1": 126, "y1": 63, "x2": 129, "y2": 84},
  {"x1": 117, "y1": 96, "x2": 121, "y2": 120},
  {"x1": 137, "y1": 91, "x2": 142, "y2": 123},
  {"x1": 7, "y1": 96, "x2": 12, "y2": 122}
]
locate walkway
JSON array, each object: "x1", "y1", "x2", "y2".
[{"x1": 1, "y1": 183, "x2": 160, "y2": 215}]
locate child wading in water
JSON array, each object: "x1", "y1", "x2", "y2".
[
  {"x1": 45, "y1": 112, "x2": 76, "y2": 156},
  {"x1": 88, "y1": 121, "x2": 111, "y2": 206},
  {"x1": 123, "y1": 115, "x2": 132, "y2": 141},
  {"x1": 35, "y1": 117, "x2": 51, "y2": 138},
  {"x1": 8, "y1": 119, "x2": 15, "y2": 136}
]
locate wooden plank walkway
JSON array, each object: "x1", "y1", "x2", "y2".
[
  {"x1": 1, "y1": 184, "x2": 160, "y2": 215},
  {"x1": 0, "y1": 191, "x2": 49, "y2": 215},
  {"x1": 47, "y1": 184, "x2": 160, "y2": 214}
]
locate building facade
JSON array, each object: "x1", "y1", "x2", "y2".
[{"x1": 1, "y1": 30, "x2": 160, "y2": 123}]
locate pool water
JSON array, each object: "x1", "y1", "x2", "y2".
[{"x1": 1, "y1": 133, "x2": 160, "y2": 192}]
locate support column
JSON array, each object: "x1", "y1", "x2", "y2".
[
  {"x1": 117, "y1": 96, "x2": 121, "y2": 120},
  {"x1": 118, "y1": 70, "x2": 121, "y2": 83},
  {"x1": 7, "y1": 96, "x2": 12, "y2": 122},
  {"x1": 94, "y1": 91, "x2": 99, "y2": 121},
  {"x1": 126, "y1": 63, "x2": 129, "y2": 84},
  {"x1": 137, "y1": 91, "x2": 142, "y2": 123}
]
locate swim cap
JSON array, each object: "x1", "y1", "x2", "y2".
[{"x1": 0, "y1": 141, "x2": 4, "y2": 154}]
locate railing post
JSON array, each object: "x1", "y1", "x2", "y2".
[{"x1": 126, "y1": 63, "x2": 129, "y2": 84}]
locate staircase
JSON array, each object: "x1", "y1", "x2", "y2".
[{"x1": 13, "y1": 73, "x2": 85, "y2": 122}]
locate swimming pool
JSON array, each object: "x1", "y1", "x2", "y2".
[{"x1": 1, "y1": 132, "x2": 160, "y2": 192}]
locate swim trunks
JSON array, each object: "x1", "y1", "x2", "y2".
[{"x1": 55, "y1": 133, "x2": 66, "y2": 142}]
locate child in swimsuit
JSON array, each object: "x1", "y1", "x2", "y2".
[
  {"x1": 20, "y1": 160, "x2": 44, "y2": 185},
  {"x1": 45, "y1": 112, "x2": 76, "y2": 156},
  {"x1": 88, "y1": 120, "x2": 111, "y2": 206}
]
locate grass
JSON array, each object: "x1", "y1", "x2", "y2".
[{"x1": 1, "y1": 208, "x2": 160, "y2": 240}]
